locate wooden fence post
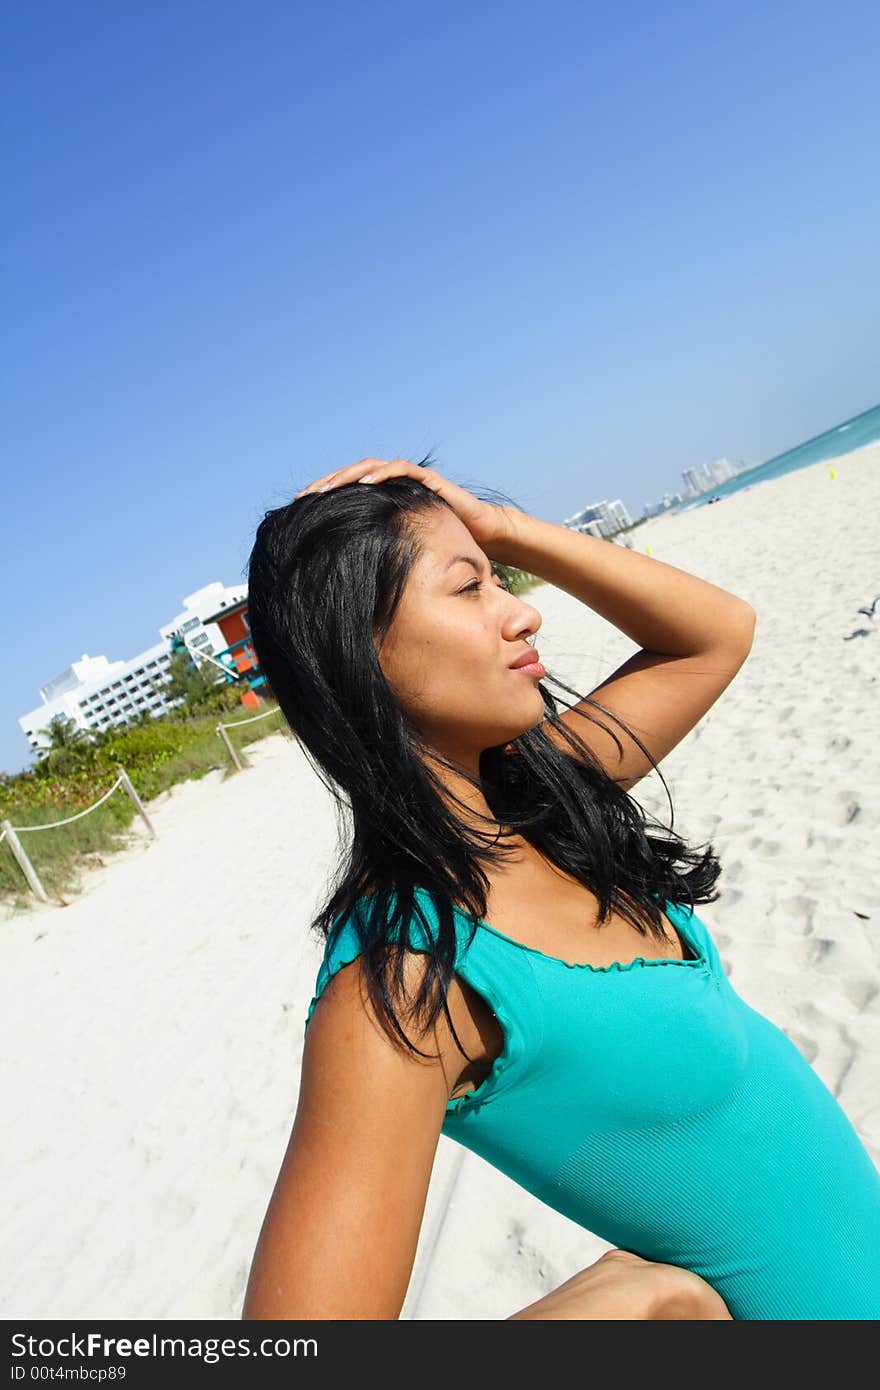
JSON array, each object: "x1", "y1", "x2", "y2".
[
  {"x1": 216, "y1": 723, "x2": 244, "y2": 772},
  {"x1": 1, "y1": 820, "x2": 49, "y2": 902},
  {"x1": 116, "y1": 766, "x2": 157, "y2": 839}
]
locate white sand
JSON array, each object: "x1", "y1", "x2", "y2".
[{"x1": 2, "y1": 443, "x2": 878, "y2": 1320}]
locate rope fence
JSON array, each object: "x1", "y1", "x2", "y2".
[
  {"x1": 11, "y1": 775, "x2": 125, "y2": 831},
  {"x1": 1, "y1": 765, "x2": 155, "y2": 904},
  {"x1": 4, "y1": 703, "x2": 288, "y2": 904},
  {"x1": 216, "y1": 702, "x2": 290, "y2": 771},
  {"x1": 217, "y1": 705, "x2": 283, "y2": 730}
]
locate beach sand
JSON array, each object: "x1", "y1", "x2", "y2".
[{"x1": 1, "y1": 442, "x2": 877, "y2": 1320}]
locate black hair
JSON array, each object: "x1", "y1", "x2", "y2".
[{"x1": 246, "y1": 453, "x2": 721, "y2": 1065}]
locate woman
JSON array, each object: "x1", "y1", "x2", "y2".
[{"x1": 241, "y1": 455, "x2": 880, "y2": 1320}]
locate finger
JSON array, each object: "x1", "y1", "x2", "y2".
[
  {"x1": 294, "y1": 475, "x2": 333, "y2": 496},
  {"x1": 332, "y1": 458, "x2": 394, "y2": 489},
  {"x1": 296, "y1": 456, "x2": 436, "y2": 497},
  {"x1": 300, "y1": 461, "x2": 399, "y2": 495},
  {"x1": 296, "y1": 460, "x2": 378, "y2": 496}
]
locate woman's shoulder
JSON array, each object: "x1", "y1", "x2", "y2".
[
  {"x1": 322, "y1": 884, "x2": 466, "y2": 963},
  {"x1": 306, "y1": 886, "x2": 470, "y2": 1036}
]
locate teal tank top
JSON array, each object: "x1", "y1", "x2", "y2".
[{"x1": 304, "y1": 886, "x2": 880, "y2": 1320}]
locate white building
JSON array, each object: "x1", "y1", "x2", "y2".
[
  {"x1": 603, "y1": 498, "x2": 633, "y2": 533},
  {"x1": 159, "y1": 581, "x2": 247, "y2": 658},
  {"x1": 18, "y1": 581, "x2": 247, "y2": 757},
  {"x1": 562, "y1": 497, "x2": 634, "y2": 539}
]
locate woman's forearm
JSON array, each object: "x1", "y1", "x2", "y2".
[{"x1": 487, "y1": 509, "x2": 754, "y2": 657}]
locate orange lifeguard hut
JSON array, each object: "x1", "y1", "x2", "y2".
[{"x1": 201, "y1": 597, "x2": 266, "y2": 709}]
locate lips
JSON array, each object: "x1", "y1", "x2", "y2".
[{"x1": 509, "y1": 648, "x2": 541, "y2": 669}]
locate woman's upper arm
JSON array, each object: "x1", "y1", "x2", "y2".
[{"x1": 241, "y1": 952, "x2": 453, "y2": 1320}]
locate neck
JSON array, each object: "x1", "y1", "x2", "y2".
[{"x1": 419, "y1": 748, "x2": 536, "y2": 863}]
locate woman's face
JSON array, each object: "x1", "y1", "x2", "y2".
[{"x1": 377, "y1": 507, "x2": 545, "y2": 762}]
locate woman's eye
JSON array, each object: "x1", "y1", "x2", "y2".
[{"x1": 459, "y1": 578, "x2": 509, "y2": 596}]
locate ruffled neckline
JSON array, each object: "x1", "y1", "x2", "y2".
[{"x1": 448, "y1": 897, "x2": 709, "y2": 975}]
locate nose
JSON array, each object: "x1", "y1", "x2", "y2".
[{"x1": 501, "y1": 585, "x2": 541, "y2": 644}]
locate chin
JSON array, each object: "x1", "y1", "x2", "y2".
[{"x1": 498, "y1": 711, "x2": 546, "y2": 747}]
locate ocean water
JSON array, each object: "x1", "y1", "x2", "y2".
[{"x1": 675, "y1": 400, "x2": 880, "y2": 515}]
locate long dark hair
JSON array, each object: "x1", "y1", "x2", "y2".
[{"x1": 246, "y1": 454, "x2": 721, "y2": 1064}]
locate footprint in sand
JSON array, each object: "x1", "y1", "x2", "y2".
[
  {"x1": 804, "y1": 828, "x2": 842, "y2": 853},
  {"x1": 720, "y1": 887, "x2": 744, "y2": 908},
  {"x1": 842, "y1": 979, "x2": 879, "y2": 1014},
  {"x1": 500, "y1": 1219, "x2": 556, "y2": 1289},
  {"x1": 796, "y1": 938, "x2": 836, "y2": 969},
  {"x1": 747, "y1": 836, "x2": 783, "y2": 857},
  {"x1": 778, "y1": 894, "x2": 817, "y2": 933},
  {"x1": 713, "y1": 821, "x2": 753, "y2": 839},
  {"x1": 830, "y1": 792, "x2": 861, "y2": 827}
]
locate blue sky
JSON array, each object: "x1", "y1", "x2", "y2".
[{"x1": 3, "y1": 0, "x2": 879, "y2": 774}]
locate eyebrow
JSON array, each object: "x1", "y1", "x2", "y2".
[{"x1": 443, "y1": 554, "x2": 493, "y2": 575}]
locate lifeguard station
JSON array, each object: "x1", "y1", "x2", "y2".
[{"x1": 196, "y1": 596, "x2": 266, "y2": 709}]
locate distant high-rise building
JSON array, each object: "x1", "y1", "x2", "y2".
[
  {"x1": 682, "y1": 467, "x2": 704, "y2": 495},
  {"x1": 681, "y1": 457, "x2": 742, "y2": 496},
  {"x1": 707, "y1": 457, "x2": 737, "y2": 485}
]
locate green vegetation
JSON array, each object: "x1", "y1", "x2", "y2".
[
  {"x1": 492, "y1": 561, "x2": 545, "y2": 597},
  {"x1": 0, "y1": 674, "x2": 292, "y2": 910}
]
